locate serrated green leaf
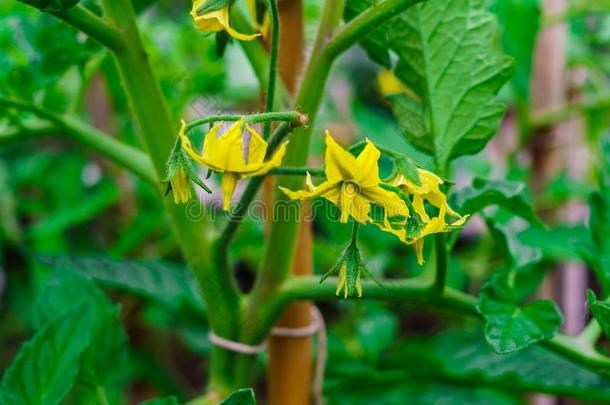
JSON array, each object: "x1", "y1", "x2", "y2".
[
  {"x1": 389, "y1": 94, "x2": 430, "y2": 153},
  {"x1": 454, "y1": 177, "x2": 542, "y2": 226},
  {"x1": 391, "y1": 330, "x2": 610, "y2": 402},
  {"x1": 386, "y1": 0, "x2": 513, "y2": 166},
  {"x1": 34, "y1": 269, "x2": 127, "y2": 389},
  {"x1": 0, "y1": 305, "x2": 91, "y2": 405},
  {"x1": 220, "y1": 388, "x2": 256, "y2": 405},
  {"x1": 587, "y1": 290, "x2": 610, "y2": 339},
  {"x1": 484, "y1": 218, "x2": 541, "y2": 269},
  {"x1": 477, "y1": 271, "x2": 563, "y2": 353},
  {"x1": 38, "y1": 255, "x2": 206, "y2": 318},
  {"x1": 343, "y1": 0, "x2": 391, "y2": 67}
]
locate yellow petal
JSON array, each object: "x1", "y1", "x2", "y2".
[
  {"x1": 412, "y1": 194, "x2": 430, "y2": 222},
  {"x1": 218, "y1": 120, "x2": 248, "y2": 172},
  {"x1": 279, "y1": 179, "x2": 339, "y2": 200},
  {"x1": 324, "y1": 131, "x2": 357, "y2": 182},
  {"x1": 245, "y1": 124, "x2": 267, "y2": 164},
  {"x1": 355, "y1": 140, "x2": 381, "y2": 188},
  {"x1": 170, "y1": 167, "x2": 192, "y2": 204},
  {"x1": 350, "y1": 193, "x2": 372, "y2": 224},
  {"x1": 305, "y1": 172, "x2": 316, "y2": 192},
  {"x1": 244, "y1": 141, "x2": 288, "y2": 176},
  {"x1": 220, "y1": 172, "x2": 239, "y2": 211},
  {"x1": 336, "y1": 263, "x2": 347, "y2": 298},
  {"x1": 355, "y1": 270, "x2": 363, "y2": 298},
  {"x1": 361, "y1": 186, "x2": 409, "y2": 219},
  {"x1": 451, "y1": 214, "x2": 469, "y2": 227},
  {"x1": 198, "y1": 123, "x2": 226, "y2": 171},
  {"x1": 192, "y1": 6, "x2": 260, "y2": 41},
  {"x1": 413, "y1": 239, "x2": 424, "y2": 265},
  {"x1": 339, "y1": 182, "x2": 357, "y2": 223}
]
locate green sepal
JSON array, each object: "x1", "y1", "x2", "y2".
[
  {"x1": 405, "y1": 213, "x2": 425, "y2": 239},
  {"x1": 320, "y1": 232, "x2": 383, "y2": 297},
  {"x1": 194, "y1": 0, "x2": 230, "y2": 15},
  {"x1": 320, "y1": 246, "x2": 348, "y2": 283},
  {"x1": 345, "y1": 244, "x2": 361, "y2": 296},
  {"x1": 163, "y1": 138, "x2": 212, "y2": 194},
  {"x1": 587, "y1": 289, "x2": 610, "y2": 339},
  {"x1": 180, "y1": 153, "x2": 212, "y2": 194}
]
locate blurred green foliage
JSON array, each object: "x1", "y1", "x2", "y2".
[{"x1": 2, "y1": 0, "x2": 610, "y2": 403}]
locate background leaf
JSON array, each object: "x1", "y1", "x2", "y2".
[
  {"x1": 489, "y1": 0, "x2": 541, "y2": 102},
  {"x1": 454, "y1": 178, "x2": 542, "y2": 226},
  {"x1": 38, "y1": 254, "x2": 205, "y2": 319},
  {"x1": 477, "y1": 271, "x2": 563, "y2": 353},
  {"x1": 220, "y1": 388, "x2": 257, "y2": 405},
  {"x1": 0, "y1": 305, "x2": 91, "y2": 405},
  {"x1": 34, "y1": 268, "x2": 127, "y2": 395}
]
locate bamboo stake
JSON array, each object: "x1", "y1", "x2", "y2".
[{"x1": 266, "y1": 1, "x2": 313, "y2": 404}]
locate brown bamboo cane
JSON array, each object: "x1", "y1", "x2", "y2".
[{"x1": 263, "y1": 1, "x2": 314, "y2": 404}]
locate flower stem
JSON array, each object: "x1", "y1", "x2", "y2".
[
  {"x1": 264, "y1": 0, "x2": 280, "y2": 139},
  {"x1": 184, "y1": 111, "x2": 304, "y2": 133},
  {"x1": 280, "y1": 276, "x2": 610, "y2": 372},
  {"x1": 351, "y1": 221, "x2": 360, "y2": 245},
  {"x1": 0, "y1": 96, "x2": 156, "y2": 185},
  {"x1": 15, "y1": 2, "x2": 126, "y2": 52}
]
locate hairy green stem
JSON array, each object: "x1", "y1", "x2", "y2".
[
  {"x1": 263, "y1": 0, "x2": 280, "y2": 138},
  {"x1": 0, "y1": 97, "x2": 156, "y2": 185},
  {"x1": 99, "y1": 0, "x2": 241, "y2": 391},
  {"x1": 241, "y1": 0, "x2": 427, "y2": 349},
  {"x1": 282, "y1": 276, "x2": 610, "y2": 372},
  {"x1": 576, "y1": 318, "x2": 603, "y2": 347},
  {"x1": 185, "y1": 111, "x2": 304, "y2": 133},
  {"x1": 17, "y1": 1, "x2": 125, "y2": 52}
]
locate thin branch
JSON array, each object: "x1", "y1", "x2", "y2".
[
  {"x1": 263, "y1": 0, "x2": 280, "y2": 138},
  {"x1": 17, "y1": 2, "x2": 126, "y2": 52},
  {"x1": 281, "y1": 276, "x2": 610, "y2": 372},
  {"x1": 185, "y1": 111, "x2": 305, "y2": 133},
  {"x1": 0, "y1": 97, "x2": 157, "y2": 185}
]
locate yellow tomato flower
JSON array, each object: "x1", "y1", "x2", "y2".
[
  {"x1": 280, "y1": 132, "x2": 408, "y2": 224},
  {"x1": 190, "y1": 0, "x2": 260, "y2": 41},
  {"x1": 389, "y1": 169, "x2": 462, "y2": 222},
  {"x1": 379, "y1": 170, "x2": 468, "y2": 264},
  {"x1": 170, "y1": 167, "x2": 192, "y2": 204},
  {"x1": 246, "y1": 0, "x2": 270, "y2": 39},
  {"x1": 179, "y1": 119, "x2": 287, "y2": 211}
]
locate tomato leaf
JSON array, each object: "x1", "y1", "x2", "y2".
[
  {"x1": 0, "y1": 305, "x2": 92, "y2": 405},
  {"x1": 386, "y1": 0, "x2": 514, "y2": 166},
  {"x1": 478, "y1": 271, "x2": 563, "y2": 353}
]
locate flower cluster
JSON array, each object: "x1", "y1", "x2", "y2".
[
  {"x1": 280, "y1": 132, "x2": 467, "y2": 266},
  {"x1": 167, "y1": 117, "x2": 466, "y2": 292},
  {"x1": 190, "y1": 0, "x2": 262, "y2": 41},
  {"x1": 178, "y1": 119, "x2": 287, "y2": 211}
]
